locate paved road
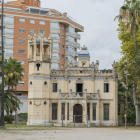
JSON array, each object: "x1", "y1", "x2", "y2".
[{"x1": 1, "y1": 128, "x2": 140, "y2": 140}]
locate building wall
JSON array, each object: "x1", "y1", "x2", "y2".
[{"x1": 14, "y1": 16, "x2": 50, "y2": 92}]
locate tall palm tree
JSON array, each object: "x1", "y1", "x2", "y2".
[
  {"x1": 4, "y1": 57, "x2": 24, "y2": 123},
  {"x1": 0, "y1": 83, "x2": 20, "y2": 123},
  {"x1": 114, "y1": 0, "x2": 140, "y2": 55}
]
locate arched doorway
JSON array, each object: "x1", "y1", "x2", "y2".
[{"x1": 73, "y1": 104, "x2": 83, "y2": 123}]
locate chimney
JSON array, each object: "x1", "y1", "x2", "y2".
[{"x1": 63, "y1": 12, "x2": 67, "y2": 17}]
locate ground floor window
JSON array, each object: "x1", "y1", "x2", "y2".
[
  {"x1": 93, "y1": 103, "x2": 96, "y2": 120},
  {"x1": 67, "y1": 103, "x2": 69, "y2": 120},
  {"x1": 87, "y1": 103, "x2": 90, "y2": 120},
  {"x1": 52, "y1": 103, "x2": 57, "y2": 120},
  {"x1": 104, "y1": 104, "x2": 109, "y2": 121},
  {"x1": 118, "y1": 104, "x2": 121, "y2": 115},
  {"x1": 61, "y1": 103, "x2": 65, "y2": 120}
]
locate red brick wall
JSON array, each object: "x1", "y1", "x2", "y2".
[{"x1": 13, "y1": 17, "x2": 50, "y2": 92}]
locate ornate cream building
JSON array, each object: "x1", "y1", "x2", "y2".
[{"x1": 27, "y1": 29, "x2": 119, "y2": 126}]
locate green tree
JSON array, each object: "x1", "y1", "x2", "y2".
[
  {"x1": 0, "y1": 83, "x2": 20, "y2": 123},
  {"x1": 4, "y1": 57, "x2": 24, "y2": 123},
  {"x1": 116, "y1": 20, "x2": 140, "y2": 125},
  {"x1": 114, "y1": 0, "x2": 140, "y2": 55},
  {"x1": 118, "y1": 80, "x2": 126, "y2": 93}
]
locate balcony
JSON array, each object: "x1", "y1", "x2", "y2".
[
  {"x1": 52, "y1": 56, "x2": 60, "y2": 63},
  {"x1": 65, "y1": 58, "x2": 78, "y2": 65},
  {"x1": 65, "y1": 48, "x2": 78, "y2": 57},
  {"x1": 0, "y1": 30, "x2": 14, "y2": 35},
  {"x1": 59, "y1": 92, "x2": 100, "y2": 100},
  {"x1": 17, "y1": 96, "x2": 28, "y2": 100},
  {"x1": 65, "y1": 40, "x2": 80, "y2": 48},
  {"x1": 0, "y1": 41, "x2": 13, "y2": 46},
  {"x1": 53, "y1": 46, "x2": 60, "y2": 53},
  {"x1": 66, "y1": 30, "x2": 81, "y2": 39},
  {"x1": 50, "y1": 26, "x2": 60, "y2": 30}
]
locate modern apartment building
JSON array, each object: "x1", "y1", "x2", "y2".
[{"x1": 0, "y1": 0, "x2": 84, "y2": 109}]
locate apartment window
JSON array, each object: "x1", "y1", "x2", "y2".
[
  {"x1": 18, "y1": 81, "x2": 24, "y2": 86},
  {"x1": 19, "y1": 103, "x2": 23, "y2": 109},
  {"x1": 61, "y1": 64, "x2": 64, "y2": 68},
  {"x1": 40, "y1": 21, "x2": 45, "y2": 25},
  {"x1": 62, "y1": 54, "x2": 64, "y2": 58},
  {"x1": 104, "y1": 104, "x2": 109, "y2": 121},
  {"x1": 52, "y1": 103, "x2": 57, "y2": 120},
  {"x1": 19, "y1": 18, "x2": 25, "y2": 23},
  {"x1": 4, "y1": 28, "x2": 14, "y2": 35},
  {"x1": 30, "y1": 19, "x2": 35, "y2": 24},
  {"x1": 30, "y1": 30, "x2": 35, "y2": 34},
  {"x1": 19, "y1": 29, "x2": 25, "y2": 33},
  {"x1": 3, "y1": 16, "x2": 14, "y2": 24},
  {"x1": 51, "y1": 22, "x2": 60, "y2": 29},
  {"x1": 62, "y1": 45, "x2": 64, "y2": 49},
  {"x1": 104, "y1": 83, "x2": 109, "y2": 93},
  {"x1": 62, "y1": 35, "x2": 64, "y2": 39},
  {"x1": 5, "y1": 38, "x2": 13, "y2": 46},
  {"x1": 17, "y1": 92, "x2": 22, "y2": 96},
  {"x1": 22, "y1": 72, "x2": 24, "y2": 76},
  {"x1": 53, "y1": 83, "x2": 57, "y2": 92},
  {"x1": 19, "y1": 49, "x2": 25, "y2": 54},
  {"x1": 19, "y1": 39, "x2": 25, "y2": 44},
  {"x1": 18, "y1": 60, "x2": 24, "y2": 65},
  {"x1": 4, "y1": 49, "x2": 13, "y2": 57},
  {"x1": 93, "y1": 103, "x2": 96, "y2": 120},
  {"x1": 87, "y1": 103, "x2": 90, "y2": 120},
  {"x1": 61, "y1": 103, "x2": 65, "y2": 120}
]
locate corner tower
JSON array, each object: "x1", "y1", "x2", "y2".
[
  {"x1": 78, "y1": 45, "x2": 90, "y2": 67},
  {"x1": 27, "y1": 28, "x2": 53, "y2": 125}
]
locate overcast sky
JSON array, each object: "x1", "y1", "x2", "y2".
[{"x1": 6, "y1": 0, "x2": 124, "y2": 69}]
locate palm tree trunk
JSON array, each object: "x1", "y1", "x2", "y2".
[
  {"x1": 133, "y1": 85, "x2": 140, "y2": 125},
  {"x1": 134, "y1": 33, "x2": 138, "y2": 55}
]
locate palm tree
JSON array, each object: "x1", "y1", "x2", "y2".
[
  {"x1": 4, "y1": 58, "x2": 24, "y2": 89},
  {"x1": 114, "y1": 0, "x2": 140, "y2": 55},
  {"x1": 4, "y1": 57, "x2": 24, "y2": 123},
  {"x1": 0, "y1": 83, "x2": 20, "y2": 123}
]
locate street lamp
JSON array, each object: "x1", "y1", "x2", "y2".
[
  {"x1": 0, "y1": 0, "x2": 5, "y2": 129},
  {"x1": 125, "y1": 71, "x2": 130, "y2": 129}
]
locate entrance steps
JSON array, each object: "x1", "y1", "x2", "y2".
[{"x1": 67, "y1": 123, "x2": 87, "y2": 127}]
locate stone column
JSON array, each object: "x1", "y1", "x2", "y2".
[
  {"x1": 40, "y1": 34, "x2": 43, "y2": 61},
  {"x1": 33, "y1": 34, "x2": 37, "y2": 61},
  {"x1": 97, "y1": 100, "x2": 100, "y2": 126},
  {"x1": 90, "y1": 102, "x2": 92, "y2": 121},
  {"x1": 28, "y1": 35, "x2": 31, "y2": 59},
  {"x1": 58, "y1": 101, "x2": 61, "y2": 123}
]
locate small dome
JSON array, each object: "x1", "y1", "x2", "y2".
[
  {"x1": 78, "y1": 45, "x2": 90, "y2": 56},
  {"x1": 78, "y1": 50, "x2": 90, "y2": 56}
]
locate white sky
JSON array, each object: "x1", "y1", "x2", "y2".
[{"x1": 6, "y1": 0, "x2": 124, "y2": 69}]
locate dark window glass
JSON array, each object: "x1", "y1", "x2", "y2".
[
  {"x1": 87, "y1": 103, "x2": 90, "y2": 120},
  {"x1": 19, "y1": 49, "x2": 25, "y2": 54},
  {"x1": 104, "y1": 83, "x2": 109, "y2": 92},
  {"x1": 93, "y1": 103, "x2": 96, "y2": 120},
  {"x1": 52, "y1": 103, "x2": 57, "y2": 120},
  {"x1": 61, "y1": 103, "x2": 65, "y2": 120},
  {"x1": 104, "y1": 104, "x2": 109, "y2": 120},
  {"x1": 67, "y1": 103, "x2": 69, "y2": 120},
  {"x1": 53, "y1": 83, "x2": 57, "y2": 92},
  {"x1": 118, "y1": 104, "x2": 121, "y2": 115}
]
